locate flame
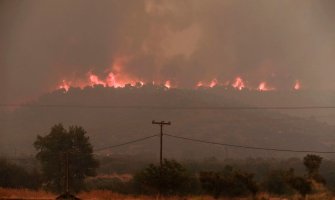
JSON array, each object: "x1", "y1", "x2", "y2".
[
  {"x1": 196, "y1": 81, "x2": 203, "y2": 87},
  {"x1": 105, "y1": 72, "x2": 137, "y2": 88},
  {"x1": 258, "y1": 82, "x2": 275, "y2": 91},
  {"x1": 56, "y1": 61, "x2": 302, "y2": 93},
  {"x1": 59, "y1": 80, "x2": 70, "y2": 92},
  {"x1": 56, "y1": 76, "x2": 301, "y2": 92},
  {"x1": 89, "y1": 73, "x2": 106, "y2": 87},
  {"x1": 164, "y1": 80, "x2": 171, "y2": 89},
  {"x1": 209, "y1": 79, "x2": 218, "y2": 88},
  {"x1": 232, "y1": 77, "x2": 245, "y2": 90},
  {"x1": 294, "y1": 80, "x2": 301, "y2": 90},
  {"x1": 106, "y1": 72, "x2": 117, "y2": 87}
]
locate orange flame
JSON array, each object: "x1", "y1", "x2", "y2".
[
  {"x1": 196, "y1": 81, "x2": 203, "y2": 87},
  {"x1": 209, "y1": 79, "x2": 218, "y2": 88},
  {"x1": 59, "y1": 80, "x2": 70, "y2": 92},
  {"x1": 164, "y1": 80, "x2": 171, "y2": 89},
  {"x1": 89, "y1": 73, "x2": 106, "y2": 87},
  {"x1": 57, "y1": 66, "x2": 302, "y2": 93},
  {"x1": 258, "y1": 82, "x2": 275, "y2": 91},
  {"x1": 232, "y1": 77, "x2": 245, "y2": 90},
  {"x1": 294, "y1": 80, "x2": 301, "y2": 90}
]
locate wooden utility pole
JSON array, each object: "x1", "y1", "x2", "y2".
[
  {"x1": 65, "y1": 151, "x2": 69, "y2": 193},
  {"x1": 152, "y1": 120, "x2": 171, "y2": 166},
  {"x1": 57, "y1": 151, "x2": 80, "y2": 200}
]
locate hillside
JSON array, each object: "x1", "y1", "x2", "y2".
[{"x1": 1, "y1": 85, "x2": 335, "y2": 159}]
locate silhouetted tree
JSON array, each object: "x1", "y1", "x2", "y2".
[
  {"x1": 133, "y1": 159, "x2": 198, "y2": 195},
  {"x1": 262, "y1": 169, "x2": 293, "y2": 195},
  {"x1": 0, "y1": 158, "x2": 41, "y2": 189},
  {"x1": 34, "y1": 124, "x2": 99, "y2": 193},
  {"x1": 199, "y1": 171, "x2": 223, "y2": 199},
  {"x1": 200, "y1": 165, "x2": 258, "y2": 199},
  {"x1": 286, "y1": 168, "x2": 312, "y2": 200},
  {"x1": 303, "y1": 154, "x2": 325, "y2": 183},
  {"x1": 289, "y1": 177, "x2": 312, "y2": 200}
]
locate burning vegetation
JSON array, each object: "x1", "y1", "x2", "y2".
[{"x1": 58, "y1": 71, "x2": 302, "y2": 92}]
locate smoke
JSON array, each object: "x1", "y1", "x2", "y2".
[{"x1": 1, "y1": 0, "x2": 335, "y2": 102}]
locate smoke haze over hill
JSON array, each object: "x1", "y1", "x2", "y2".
[
  {"x1": 1, "y1": 0, "x2": 335, "y2": 103},
  {"x1": 1, "y1": 86, "x2": 335, "y2": 159}
]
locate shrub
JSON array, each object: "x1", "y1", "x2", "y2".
[
  {"x1": 286, "y1": 168, "x2": 312, "y2": 199},
  {"x1": 133, "y1": 159, "x2": 198, "y2": 195},
  {"x1": 0, "y1": 158, "x2": 41, "y2": 189},
  {"x1": 262, "y1": 169, "x2": 293, "y2": 195},
  {"x1": 303, "y1": 154, "x2": 325, "y2": 184},
  {"x1": 200, "y1": 165, "x2": 258, "y2": 198}
]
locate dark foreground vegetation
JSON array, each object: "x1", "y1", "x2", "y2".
[
  {"x1": 2, "y1": 154, "x2": 335, "y2": 199},
  {"x1": 2, "y1": 124, "x2": 335, "y2": 199}
]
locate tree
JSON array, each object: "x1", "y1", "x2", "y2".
[
  {"x1": 262, "y1": 169, "x2": 293, "y2": 195},
  {"x1": 288, "y1": 177, "x2": 312, "y2": 200},
  {"x1": 0, "y1": 158, "x2": 41, "y2": 189},
  {"x1": 286, "y1": 168, "x2": 312, "y2": 200},
  {"x1": 200, "y1": 165, "x2": 258, "y2": 199},
  {"x1": 133, "y1": 159, "x2": 198, "y2": 195},
  {"x1": 34, "y1": 124, "x2": 99, "y2": 193},
  {"x1": 303, "y1": 154, "x2": 325, "y2": 183}
]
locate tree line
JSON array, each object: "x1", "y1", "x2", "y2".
[
  {"x1": 88, "y1": 155, "x2": 326, "y2": 199},
  {"x1": 0, "y1": 124, "x2": 333, "y2": 199}
]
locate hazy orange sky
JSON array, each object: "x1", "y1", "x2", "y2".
[{"x1": 1, "y1": 0, "x2": 335, "y2": 103}]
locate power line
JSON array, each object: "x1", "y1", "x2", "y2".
[
  {"x1": 94, "y1": 134, "x2": 158, "y2": 152},
  {"x1": 5, "y1": 132, "x2": 335, "y2": 161},
  {"x1": 164, "y1": 133, "x2": 335, "y2": 154},
  {"x1": 2, "y1": 104, "x2": 335, "y2": 110},
  {"x1": 5, "y1": 157, "x2": 36, "y2": 161}
]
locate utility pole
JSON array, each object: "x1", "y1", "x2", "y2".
[
  {"x1": 57, "y1": 151, "x2": 79, "y2": 200},
  {"x1": 65, "y1": 151, "x2": 69, "y2": 193},
  {"x1": 152, "y1": 120, "x2": 171, "y2": 166}
]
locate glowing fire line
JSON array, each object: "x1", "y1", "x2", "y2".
[{"x1": 57, "y1": 73, "x2": 301, "y2": 92}]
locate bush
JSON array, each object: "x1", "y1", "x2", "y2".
[
  {"x1": 262, "y1": 170, "x2": 293, "y2": 195},
  {"x1": 200, "y1": 165, "x2": 258, "y2": 198},
  {"x1": 0, "y1": 158, "x2": 41, "y2": 189},
  {"x1": 303, "y1": 154, "x2": 325, "y2": 184},
  {"x1": 286, "y1": 168, "x2": 312, "y2": 199},
  {"x1": 288, "y1": 176, "x2": 312, "y2": 199},
  {"x1": 133, "y1": 159, "x2": 199, "y2": 195}
]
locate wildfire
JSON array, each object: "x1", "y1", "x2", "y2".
[
  {"x1": 58, "y1": 80, "x2": 70, "y2": 92},
  {"x1": 57, "y1": 71, "x2": 302, "y2": 93},
  {"x1": 232, "y1": 77, "x2": 245, "y2": 90},
  {"x1": 294, "y1": 80, "x2": 301, "y2": 90},
  {"x1": 209, "y1": 79, "x2": 218, "y2": 88},
  {"x1": 89, "y1": 73, "x2": 106, "y2": 87},
  {"x1": 257, "y1": 82, "x2": 275, "y2": 92},
  {"x1": 196, "y1": 81, "x2": 204, "y2": 87},
  {"x1": 164, "y1": 80, "x2": 171, "y2": 89}
]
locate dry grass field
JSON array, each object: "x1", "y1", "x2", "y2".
[
  {"x1": 1, "y1": 188, "x2": 335, "y2": 200},
  {"x1": 0, "y1": 188, "x2": 55, "y2": 199}
]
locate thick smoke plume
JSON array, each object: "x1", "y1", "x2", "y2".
[{"x1": 1, "y1": 0, "x2": 335, "y2": 102}]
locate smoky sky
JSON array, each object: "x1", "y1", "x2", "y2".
[{"x1": 1, "y1": 0, "x2": 335, "y2": 103}]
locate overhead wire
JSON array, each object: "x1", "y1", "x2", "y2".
[
  {"x1": 6, "y1": 132, "x2": 335, "y2": 161},
  {"x1": 164, "y1": 133, "x2": 335, "y2": 154},
  {"x1": 1, "y1": 104, "x2": 335, "y2": 110},
  {"x1": 94, "y1": 134, "x2": 158, "y2": 152}
]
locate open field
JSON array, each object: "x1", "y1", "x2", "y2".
[
  {"x1": 1, "y1": 188, "x2": 335, "y2": 200},
  {"x1": 0, "y1": 188, "x2": 55, "y2": 200}
]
